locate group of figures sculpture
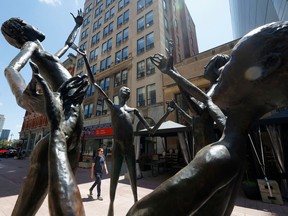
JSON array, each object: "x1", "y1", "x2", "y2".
[{"x1": 2, "y1": 9, "x2": 288, "y2": 216}]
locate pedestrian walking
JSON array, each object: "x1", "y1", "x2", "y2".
[{"x1": 89, "y1": 148, "x2": 108, "y2": 200}]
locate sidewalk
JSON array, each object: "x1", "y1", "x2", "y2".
[{"x1": 0, "y1": 157, "x2": 287, "y2": 216}]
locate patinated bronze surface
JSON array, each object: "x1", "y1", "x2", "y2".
[
  {"x1": 127, "y1": 21, "x2": 288, "y2": 215},
  {"x1": 1, "y1": 11, "x2": 85, "y2": 215},
  {"x1": 31, "y1": 62, "x2": 88, "y2": 215},
  {"x1": 77, "y1": 50, "x2": 174, "y2": 216}
]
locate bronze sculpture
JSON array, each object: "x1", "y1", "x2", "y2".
[
  {"x1": 151, "y1": 42, "x2": 227, "y2": 154},
  {"x1": 127, "y1": 21, "x2": 288, "y2": 215},
  {"x1": 77, "y1": 49, "x2": 174, "y2": 216},
  {"x1": 1, "y1": 11, "x2": 84, "y2": 215},
  {"x1": 31, "y1": 62, "x2": 88, "y2": 215}
]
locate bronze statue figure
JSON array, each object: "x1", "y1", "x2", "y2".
[
  {"x1": 1, "y1": 11, "x2": 84, "y2": 215},
  {"x1": 77, "y1": 49, "x2": 174, "y2": 216},
  {"x1": 127, "y1": 21, "x2": 288, "y2": 215},
  {"x1": 31, "y1": 62, "x2": 88, "y2": 215},
  {"x1": 151, "y1": 41, "x2": 227, "y2": 154}
]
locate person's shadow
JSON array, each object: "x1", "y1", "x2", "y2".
[{"x1": 82, "y1": 195, "x2": 95, "y2": 202}]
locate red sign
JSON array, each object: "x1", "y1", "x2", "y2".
[{"x1": 82, "y1": 127, "x2": 113, "y2": 139}]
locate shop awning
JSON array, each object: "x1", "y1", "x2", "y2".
[{"x1": 258, "y1": 110, "x2": 288, "y2": 125}]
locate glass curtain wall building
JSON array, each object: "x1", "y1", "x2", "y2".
[{"x1": 229, "y1": 0, "x2": 288, "y2": 38}]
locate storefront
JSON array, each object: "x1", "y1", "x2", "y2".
[{"x1": 80, "y1": 123, "x2": 113, "y2": 168}]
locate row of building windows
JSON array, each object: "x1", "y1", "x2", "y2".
[
  {"x1": 137, "y1": 32, "x2": 154, "y2": 54},
  {"x1": 84, "y1": 82, "x2": 156, "y2": 118}
]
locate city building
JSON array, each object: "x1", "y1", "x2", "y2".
[
  {"x1": 0, "y1": 114, "x2": 5, "y2": 137},
  {"x1": 76, "y1": 0, "x2": 198, "y2": 163},
  {"x1": 229, "y1": 0, "x2": 288, "y2": 38},
  {"x1": 0, "y1": 129, "x2": 11, "y2": 141},
  {"x1": 19, "y1": 53, "x2": 77, "y2": 155}
]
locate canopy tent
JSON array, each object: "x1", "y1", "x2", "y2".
[
  {"x1": 251, "y1": 110, "x2": 288, "y2": 199},
  {"x1": 134, "y1": 120, "x2": 192, "y2": 178}
]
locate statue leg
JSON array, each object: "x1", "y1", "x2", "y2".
[
  {"x1": 125, "y1": 147, "x2": 138, "y2": 203},
  {"x1": 12, "y1": 135, "x2": 49, "y2": 216},
  {"x1": 108, "y1": 144, "x2": 123, "y2": 216}
]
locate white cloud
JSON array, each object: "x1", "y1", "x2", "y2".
[
  {"x1": 0, "y1": 102, "x2": 3, "y2": 107},
  {"x1": 38, "y1": 0, "x2": 62, "y2": 6}
]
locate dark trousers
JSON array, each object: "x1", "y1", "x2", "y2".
[{"x1": 90, "y1": 172, "x2": 102, "y2": 197}]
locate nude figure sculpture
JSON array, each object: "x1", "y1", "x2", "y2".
[
  {"x1": 77, "y1": 50, "x2": 174, "y2": 216},
  {"x1": 127, "y1": 21, "x2": 288, "y2": 215},
  {"x1": 1, "y1": 11, "x2": 84, "y2": 215}
]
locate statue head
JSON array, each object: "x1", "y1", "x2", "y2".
[
  {"x1": 204, "y1": 54, "x2": 230, "y2": 84},
  {"x1": 1, "y1": 17, "x2": 45, "y2": 49},
  {"x1": 213, "y1": 21, "x2": 288, "y2": 116},
  {"x1": 118, "y1": 86, "x2": 131, "y2": 102}
]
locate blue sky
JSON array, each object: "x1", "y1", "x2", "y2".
[{"x1": 0, "y1": 0, "x2": 233, "y2": 140}]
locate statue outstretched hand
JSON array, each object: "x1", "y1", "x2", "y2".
[
  {"x1": 70, "y1": 9, "x2": 83, "y2": 27},
  {"x1": 150, "y1": 40, "x2": 174, "y2": 74}
]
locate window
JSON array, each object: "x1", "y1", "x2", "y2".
[
  {"x1": 115, "y1": 50, "x2": 121, "y2": 64},
  {"x1": 92, "y1": 63, "x2": 97, "y2": 75},
  {"x1": 122, "y1": 69, "x2": 128, "y2": 84},
  {"x1": 106, "y1": 0, "x2": 111, "y2": 8},
  {"x1": 96, "y1": 99, "x2": 103, "y2": 116},
  {"x1": 99, "y1": 4, "x2": 104, "y2": 13},
  {"x1": 94, "y1": 8, "x2": 99, "y2": 18},
  {"x1": 103, "y1": 26, "x2": 108, "y2": 38},
  {"x1": 98, "y1": 17, "x2": 102, "y2": 27},
  {"x1": 147, "y1": 84, "x2": 156, "y2": 105},
  {"x1": 107, "y1": 38, "x2": 113, "y2": 51},
  {"x1": 137, "y1": 87, "x2": 145, "y2": 106},
  {"x1": 105, "y1": 11, "x2": 110, "y2": 22},
  {"x1": 123, "y1": 10, "x2": 129, "y2": 23},
  {"x1": 96, "y1": 32, "x2": 101, "y2": 43},
  {"x1": 146, "y1": 57, "x2": 155, "y2": 75},
  {"x1": 122, "y1": 46, "x2": 128, "y2": 60},
  {"x1": 114, "y1": 69, "x2": 128, "y2": 86},
  {"x1": 114, "y1": 72, "x2": 121, "y2": 86},
  {"x1": 110, "y1": 7, "x2": 115, "y2": 17},
  {"x1": 146, "y1": 0, "x2": 152, "y2": 7},
  {"x1": 124, "y1": 0, "x2": 129, "y2": 6},
  {"x1": 88, "y1": 103, "x2": 94, "y2": 118},
  {"x1": 77, "y1": 57, "x2": 84, "y2": 69},
  {"x1": 137, "y1": 60, "x2": 145, "y2": 78},
  {"x1": 89, "y1": 49, "x2": 95, "y2": 62},
  {"x1": 93, "y1": 21, "x2": 98, "y2": 32},
  {"x1": 89, "y1": 47, "x2": 98, "y2": 62},
  {"x1": 80, "y1": 41, "x2": 87, "y2": 51},
  {"x1": 118, "y1": 0, "x2": 124, "y2": 10},
  {"x1": 123, "y1": 27, "x2": 129, "y2": 41},
  {"x1": 137, "y1": 0, "x2": 144, "y2": 12},
  {"x1": 137, "y1": 37, "x2": 144, "y2": 54},
  {"x1": 104, "y1": 77, "x2": 110, "y2": 91},
  {"x1": 116, "y1": 32, "x2": 122, "y2": 46},
  {"x1": 109, "y1": 22, "x2": 114, "y2": 33},
  {"x1": 117, "y1": 15, "x2": 123, "y2": 27},
  {"x1": 106, "y1": 56, "x2": 112, "y2": 68},
  {"x1": 145, "y1": 11, "x2": 153, "y2": 27},
  {"x1": 137, "y1": 17, "x2": 145, "y2": 32},
  {"x1": 102, "y1": 41, "x2": 107, "y2": 53},
  {"x1": 100, "y1": 59, "x2": 106, "y2": 72},
  {"x1": 91, "y1": 35, "x2": 97, "y2": 46},
  {"x1": 81, "y1": 28, "x2": 89, "y2": 41},
  {"x1": 146, "y1": 32, "x2": 154, "y2": 49},
  {"x1": 84, "y1": 103, "x2": 93, "y2": 118},
  {"x1": 84, "y1": 104, "x2": 89, "y2": 118}
]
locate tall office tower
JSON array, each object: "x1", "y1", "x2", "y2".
[
  {"x1": 0, "y1": 114, "x2": 5, "y2": 137},
  {"x1": 76, "y1": 0, "x2": 198, "y2": 159},
  {"x1": 229, "y1": 0, "x2": 288, "y2": 38}
]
